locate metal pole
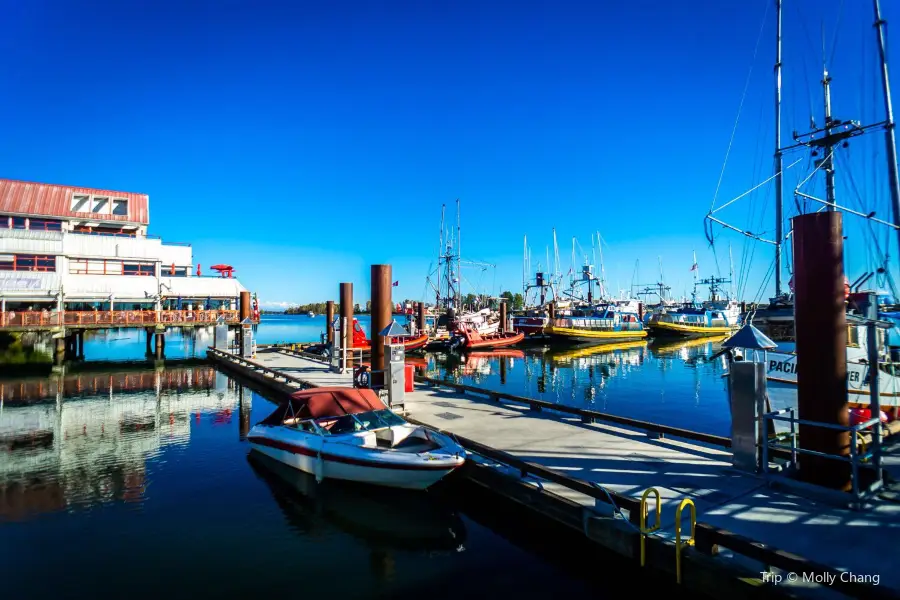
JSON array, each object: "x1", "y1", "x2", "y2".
[
  {"x1": 865, "y1": 292, "x2": 883, "y2": 482},
  {"x1": 775, "y1": 0, "x2": 784, "y2": 296},
  {"x1": 793, "y1": 212, "x2": 850, "y2": 490},
  {"x1": 874, "y1": 0, "x2": 900, "y2": 265},
  {"x1": 340, "y1": 282, "x2": 354, "y2": 369},
  {"x1": 371, "y1": 265, "x2": 392, "y2": 373},
  {"x1": 326, "y1": 300, "x2": 335, "y2": 345}
]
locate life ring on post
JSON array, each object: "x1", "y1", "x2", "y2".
[{"x1": 354, "y1": 365, "x2": 371, "y2": 388}]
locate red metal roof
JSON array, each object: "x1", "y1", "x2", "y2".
[{"x1": 0, "y1": 178, "x2": 149, "y2": 225}]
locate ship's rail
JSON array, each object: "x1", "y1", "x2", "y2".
[{"x1": 0, "y1": 309, "x2": 247, "y2": 330}]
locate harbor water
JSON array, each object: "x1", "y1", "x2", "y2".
[{"x1": 1, "y1": 314, "x2": 741, "y2": 599}]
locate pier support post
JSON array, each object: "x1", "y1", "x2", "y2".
[
  {"x1": 499, "y1": 299, "x2": 507, "y2": 333},
  {"x1": 76, "y1": 330, "x2": 84, "y2": 359},
  {"x1": 155, "y1": 332, "x2": 165, "y2": 360},
  {"x1": 548, "y1": 302, "x2": 556, "y2": 320},
  {"x1": 145, "y1": 328, "x2": 153, "y2": 356},
  {"x1": 340, "y1": 282, "x2": 354, "y2": 368},
  {"x1": 371, "y1": 265, "x2": 392, "y2": 373},
  {"x1": 417, "y1": 302, "x2": 426, "y2": 335},
  {"x1": 326, "y1": 300, "x2": 335, "y2": 345},
  {"x1": 793, "y1": 212, "x2": 850, "y2": 491},
  {"x1": 239, "y1": 291, "x2": 251, "y2": 322},
  {"x1": 54, "y1": 336, "x2": 65, "y2": 366}
]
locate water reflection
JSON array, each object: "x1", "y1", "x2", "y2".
[
  {"x1": 0, "y1": 366, "x2": 246, "y2": 520},
  {"x1": 421, "y1": 337, "x2": 732, "y2": 436},
  {"x1": 247, "y1": 451, "x2": 466, "y2": 554}
]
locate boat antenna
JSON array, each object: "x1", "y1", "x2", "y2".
[
  {"x1": 552, "y1": 228, "x2": 561, "y2": 287},
  {"x1": 774, "y1": 0, "x2": 784, "y2": 296},
  {"x1": 874, "y1": 0, "x2": 900, "y2": 275},
  {"x1": 523, "y1": 234, "x2": 528, "y2": 297}
]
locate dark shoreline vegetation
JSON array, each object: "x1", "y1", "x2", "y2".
[
  {"x1": 269, "y1": 291, "x2": 526, "y2": 316},
  {"x1": 0, "y1": 332, "x2": 52, "y2": 368}
]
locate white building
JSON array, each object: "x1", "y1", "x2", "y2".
[{"x1": 0, "y1": 178, "x2": 249, "y2": 312}]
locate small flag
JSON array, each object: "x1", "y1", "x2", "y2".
[
  {"x1": 690, "y1": 263, "x2": 698, "y2": 271},
  {"x1": 392, "y1": 281, "x2": 399, "y2": 287}
]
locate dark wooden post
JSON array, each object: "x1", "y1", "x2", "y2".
[
  {"x1": 417, "y1": 302, "x2": 426, "y2": 334},
  {"x1": 340, "y1": 283, "x2": 354, "y2": 366},
  {"x1": 371, "y1": 265, "x2": 392, "y2": 373},
  {"x1": 793, "y1": 212, "x2": 850, "y2": 491},
  {"x1": 326, "y1": 300, "x2": 335, "y2": 345}
]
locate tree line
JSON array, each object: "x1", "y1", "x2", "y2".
[{"x1": 265, "y1": 291, "x2": 526, "y2": 315}]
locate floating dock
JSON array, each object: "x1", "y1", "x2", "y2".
[{"x1": 209, "y1": 346, "x2": 900, "y2": 600}]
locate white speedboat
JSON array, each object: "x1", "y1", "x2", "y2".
[{"x1": 247, "y1": 387, "x2": 466, "y2": 490}]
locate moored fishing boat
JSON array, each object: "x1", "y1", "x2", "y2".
[
  {"x1": 647, "y1": 306, "x2": 738, "y2": 338},
  {"x1": 546, "y1": 303, "x2": 647, "y2": 345},
  {"x1": 350, "y1": 318, "x2": 429, "y2": 352},
  {"x1": 247, "y1": 387, "x2": 466, "y2": 490},
  {"x1": 452, "y1": 328, "x2": 524, "y2": 350}
]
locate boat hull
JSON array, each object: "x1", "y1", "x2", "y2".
[
  {"x1": 763, "y1": 351, "x2": 900, "y2": 408},
  {"x1": 247, "y1": 430, "x2": 463, "y2": 491},
  {"x1": 648, "y1": 321, "x2": 735, "y2": 338},
  {"x1": 512, "y1": 317, "x2": 548, "y2": 337},
  {"x1": 460, "y1": 331, "x2": 525, "y2": 350},
  {"x1": 546, "y1": 326, "x2": 648, "y2": 345}
]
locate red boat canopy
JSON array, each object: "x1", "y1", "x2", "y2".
[{"x1": 261, "y1": 387, "x2": 387, "y2": 425}]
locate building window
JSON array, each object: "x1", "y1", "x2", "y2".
[
  {"x1": 12, "y1": 217, "x2": 26, "y2": 229},
  {"x1": 112, "y1": 198, "x2": 128, "y2": 216},
  {"x1": 0, "y1": 254, "x2": 56, "y2": 272},
  {"x1": 123, "y1": 262, "x2": 155, "y2": 276},
  {"x1": 69, "y1": 258, "x2": 154, "y2": 276},
  {"x1": 72, "y1": 194, "x2": 91, "y2": 212},
  {"x1": 0, "y1": 216, "x2": 8, "y2": 228},
  {"x1": 73, "y1": 225, "x2": 135, "y2": 237},
  {"x1": 92, "y1": 196, "x2": 109, "y2": 214},
  {"x1": 27, "y1": 218, "x2": 62, "y2": 231}
]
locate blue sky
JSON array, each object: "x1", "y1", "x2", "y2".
[{"x1": 2, "y1": 0, "x2": 898, "y2": 307}]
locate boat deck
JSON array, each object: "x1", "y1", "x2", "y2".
[{"x1": 217, "y1": 348, "x2": 900, "y2": 596}]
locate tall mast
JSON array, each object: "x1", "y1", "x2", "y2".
[
  {"x1": 552, "y1": 228, "x2": 561, "y2": 286},
  {"x1": 597, "y1": 231, "x2": 607, "y2": 299},
  {"x1": 822, "y1": 66, "x2": 837, "y2": 209},
  {"x1": 456, "y1": 198, "x2": 461, "y2": 312},
  {"x1": 523, "y1": 234, "x2": 528, "y2": 296},
  {"x1": 729, "y1": 242, "x2": 736, "y2": 300},
  {"x1": 874, "y1": 0, "x2": 900, "y2": 267},
  {"x1": 774, "y1": 0, "x2": 784, "y2": 296},
  {"x1": 438, "y1": 204, "x2": 445, "y2": 308}
]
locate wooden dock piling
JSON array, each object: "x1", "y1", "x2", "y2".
[
  {"x1": 370, "y1": 265, "x2": 392, "y2": 373},
  {"x1": 339, "y1": 282, "x2": 354, "y2": 367},
  {"x1": 793, "y1": 211, "x2": 850, "y2": 490}
]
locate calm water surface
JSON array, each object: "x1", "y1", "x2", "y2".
[
  {"x1": 0, "y1": 365, "x2": 686, "y2": 599},
  {"x1": 78, "y1": 314, "x2": 736, "y2": 436}
]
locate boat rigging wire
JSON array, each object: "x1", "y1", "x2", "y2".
[{"x1": 707, "y1": 0, "x2": 771, "y2": 220}]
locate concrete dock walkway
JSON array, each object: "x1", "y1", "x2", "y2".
[{"x1": 213, "y1": 347, "x2": 900, "y2": 598}]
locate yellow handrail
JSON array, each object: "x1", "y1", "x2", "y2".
[
  {"x1": 857, "y1": 431, "x2": 868, "y2": 463},
  {"x1": 675, "y1": 498, "x2": 696, "y2": 584},
  {"x1": 639, "y1": 487, "x2": 661, "y2": 567}
]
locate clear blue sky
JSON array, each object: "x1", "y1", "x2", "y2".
[{"x1": 2, "y1": 0, "x2": 898, "y2": 307}]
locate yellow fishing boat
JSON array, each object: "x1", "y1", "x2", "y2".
[
  {"x1": 546, "y1": 304, "x2": 648, "y2": 345},
  {"x1": 647, "y1": 307, "x2": 739, "y2": 338}
]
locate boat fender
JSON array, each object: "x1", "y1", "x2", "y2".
[{"x1": 314, "y1": 447, "x2": 325, "y2": 483}]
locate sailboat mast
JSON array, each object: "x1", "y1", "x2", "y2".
[
  {"x1": 774, "y1": 0, "x2": 784, "y2": 296},
  {"x1": 552, "y1": 228, "x2": 560, "y2": 286},
  {"x1": 456, "y1": 198, "x2": 461, "y2": 312},
  {"x1": 523, "y1": 234, "x2": 528, "y2": 296},
  {"x1": 729, "y1": 242, "x2": 736, "y2": 300},
  {"x1": 874, "y1": 0, "x2": 900, "y2": 269},
  {"x1": 438, "y1": 204, "x2": 445, "y2": 308}
]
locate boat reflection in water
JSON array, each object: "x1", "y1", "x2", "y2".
[
  {"x1": 424, "y1": 336, "x2": 732, "y2": 437},
  {"x1": 247, "y1": 451, "x2": 467, "y2": 554}
]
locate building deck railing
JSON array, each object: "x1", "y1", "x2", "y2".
[{"x1": 0, "y1": 309, "x2": 244, "y2": 329}]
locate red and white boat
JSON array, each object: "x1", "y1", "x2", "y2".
[
  {"x1": 351, "y1": 318, "x2": 429, "y2": 352},
  {"x1": 248, "y1": 387, "x2": 466, "y2": 490}
]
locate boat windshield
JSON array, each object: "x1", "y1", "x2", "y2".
[{"x1": 314, "y1": 409, "x2": 406, "y2": 435}]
